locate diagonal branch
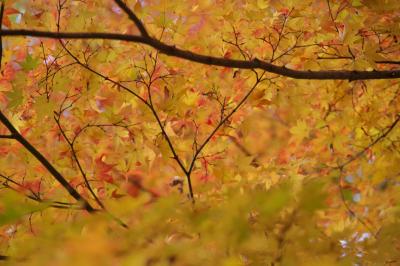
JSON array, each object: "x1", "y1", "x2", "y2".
[
  {"x1": 0, "y1": 29, "x2": 399, "y2": 80},
  {"x1": 0, "y1": 1, "x2": 94, "y2": 212},
  {"x1": 337, "y1": 169, "x2": 377, "y2": 237},
  {"x1": 54, "y1": 113, "x2": 105, "y2": 209},
  {"x1": 113, "y1": 0, "x2": 149, "y2": 37},
  {"x1": 59, "y1": 39, "x2": 147, "y2": 104},
  {"x1": 61, "y1": 45, "x2": 190, "y2": 199},
  {"x1": 337, "y1": 114, "x2": 400, "y2": 169},
  {"x1": 0, "y1": 111, "x2": 95, "y2": 212},
  {"x1": 185, "y1": 73, "x2": 266, "y2": 199},
  {"x1": 225, "y1": 134, "x2": 260, "y2": 167}
]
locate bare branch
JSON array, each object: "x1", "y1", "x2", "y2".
[
  {"x1": 113, "y1": 0, "x2": 149, "y2": 37},
  {"x1": 0, "y1": 134, "x2": 14, "y2": 139},
  {"x1": 0, "y1": 174, "x2": 89, "y2": 210},
  {"x1": 0, "y1": 29, "x2": 399, "y2": 80},
  {"x1": 0, "y1": 111, "x2": 95, "y2": 212},
  {"x1": 54, "y1": 113, "x2": 105, "y2": 209},
  {"x1": 186, "y1": 74, "x2": 266, "y2": 188},
  {"x1": 337, "y1": 114, "x2": 400, "y2": 169},
  {"x1": 0, "y1": 1, "x2": 94, "y2": 213},
  {"x1": 60, "y1": 40, "x2": 147, "y2": 104}
]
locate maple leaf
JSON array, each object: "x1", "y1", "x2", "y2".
[
  {"x1": 0, "y1": 0, "x2": 399, "y2": 263},
  {"x1": 290, "y1": 119, "x2": 310, "y2": 141},
  {"x1": 20, "y1": 54, "x2": 39, "y2": 71},
  {"x1": 34, "y1": 95, "x2": 56, "y2": 119},
  {"x1": 2, "y1": 7, "x2": 20, "y2": 27},
  {"x1": 5, "y1": 86, "x2": 23, "y2": 109},
  {"x1": 95, "y1": 154, "x2": 116, "y2": 183},
  {"x1": 22, "y1": 180, "x2": 41, "y2": 195}
]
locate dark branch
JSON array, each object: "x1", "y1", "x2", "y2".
[
  {"x1": 113, "y1": 0, "x2": 149, "y2": 37},
  {"x1": 0, "y1": 1, "x2": 93, "y2": 212},
  {"x1": 0, "y1": 173, "x2": 90, "y2": 210},
  {"x1": 0, "y1": 134, "x2": 14, "y2": 139},
  {"x1": 0, "y1": 29, "x2": 399, "y2": 80},
  {"x1": 0, "y1": 111, "x2": 95, "y2": 212}
]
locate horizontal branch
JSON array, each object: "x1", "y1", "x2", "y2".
[
  {"x1": 1, "y1": 29, "x2": 399, "y2": 81},
  {"x1": 0, "y1": 134, "x2": 14, "y2": 139}
]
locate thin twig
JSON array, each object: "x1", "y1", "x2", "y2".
[
  {"x1": 337, "y1": 114, "x2": 400, "y2": 169},
  {"x1": 0, "y1": 111, "x2": 95, "y2": 212},
  {"x1": 0, "y1": 1, "x2": 94, "y2": 213},
  {"x1": 185, "y1": 73, "x2": 267, "y2": 199}
]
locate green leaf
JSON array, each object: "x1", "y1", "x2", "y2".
[
  {"x1": 299, "y1": 181, "x2": 327, "y2": 212},
  {"x1": 0, "y1": 191, "x2": 49, "y2": 226},
  {"x1": 34, "y1": 95, "x2": 57, "y2": 119},
  {"x1": 6, "y1": 86, "x2": 23, "y2": 109},
  {"x1": 342, "y1": 188, "x2": 353, "y2": 202},
  {"x1": 20, "y1": 54, "x2": 39, "y2": 71},
  {"x1": 257, "y1": 183, "x2": 292, "y2": 218}
]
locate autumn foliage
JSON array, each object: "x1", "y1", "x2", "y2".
[{"x1": 0, "y1": 0, "x2": 400, "y2": 265}]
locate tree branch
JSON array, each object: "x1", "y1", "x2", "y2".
[
  {"x1": 0, "y1": 29, "x2": 399, "y2": 80},
  {"x1": 186, "y1": 74, "x2": 265, "y2": 184},
  {"x1": 337, "y1": 114, "x2": 400, "y2": 169},
  {"x1": 113, "y1": 0, "x2": 149, "y2": 37},
  {"x1": 54, "y1": 113, "x2": 105, "y2": 209},
  {"x1": 0, "y1": 1, "x2": 94, "y2": 212},
  {"x1": 0, "y1": 134, "x2": 14, "y2": 139},
  {"x1": 0, "y1": 173, "x2": 90, "y2": 210},
  {"x1": 337, "y1": 169, "x2": 377, "y2": 237},
  {"x1": 0, "y1": 111, "x2": 95, "y2": 212}
]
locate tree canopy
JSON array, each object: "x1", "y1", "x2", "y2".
[{"x1": 0, "y1": 0, "x2": 400, "y2": 265}]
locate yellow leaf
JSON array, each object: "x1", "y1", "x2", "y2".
[
  {"x1": 183, "y1": 91, "x2": 199, "y2": 106},
  {"x1": 290, "y1": 120, "x2": 310, "y2": 141},
  {"x1": 34, "y1": 95, "x2": 56, "y2": 120},
  {"x1": 257, "y1": 0, "x2": 269, "y2": 9}
]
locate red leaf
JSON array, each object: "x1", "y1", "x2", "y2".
[
  {"x1": 4, "y1": 8, "x2": 19, "y2": 15},
  {"x1": 111, "y1": 189, "x2": 125, "y2": 199},
  {"x1": 23, "y1": 180, "x2": 41, "y2": 194},
  {"x1": 95, "y1": 154, "x2": 116, "y2": 183}
]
